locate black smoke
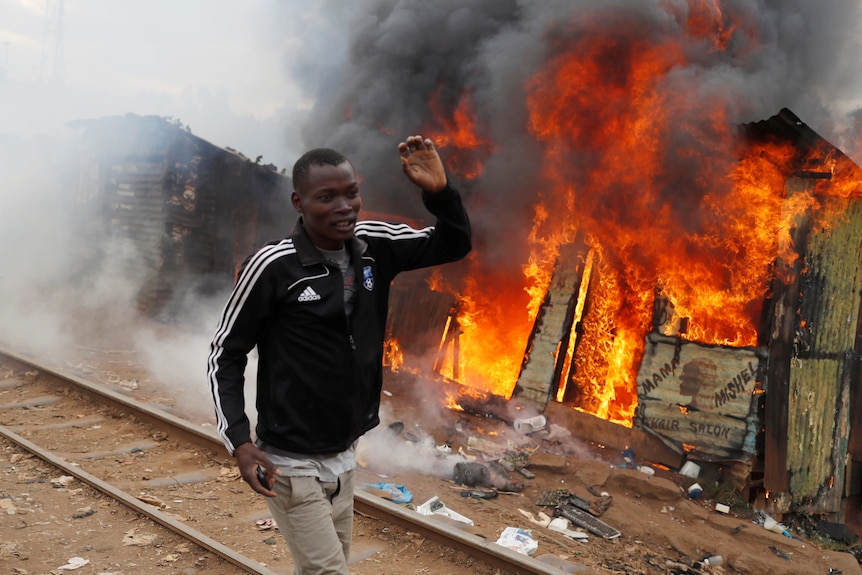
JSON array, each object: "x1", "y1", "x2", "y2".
[{"x1": 287, "y1": 0, "x2": 862, "y2": 271}]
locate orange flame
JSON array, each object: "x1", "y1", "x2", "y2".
[
  {"x1": 420, "y1": 1, "x2": 862, "y2": 426},
  {"x1": 427, "y1": 88, "x2": 496, "y2": 180},
  {"x1": 383, "y1": 339, "x2": 405, "y2": 372}
]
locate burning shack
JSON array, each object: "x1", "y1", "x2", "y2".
[
  {"x1": 69, "y1": 114, "x2": 291, "y2": 320},
  {"x1": 463, "y1": 108, "x2": 862, "y2": 531}
]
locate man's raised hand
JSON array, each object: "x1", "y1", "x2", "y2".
[{"x1": 399, "y1": 135, "x2": 447, "y2": 194}]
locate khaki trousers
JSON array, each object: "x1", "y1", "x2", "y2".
[{"x1": 266, "y1": 470, "x2": 354, "y2": 575}]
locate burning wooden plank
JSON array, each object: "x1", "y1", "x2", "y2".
[{"x1": 512, "y1": 238, "x2": 586, "y2": 407}]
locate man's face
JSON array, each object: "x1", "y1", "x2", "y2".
[{"x1": 292, "y1": 161, "x2": 362, "y2": 250}]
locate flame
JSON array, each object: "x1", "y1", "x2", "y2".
[
  {"x1": 434, "y1": 275, "x2": 529, "y2": 397},
  {"x1": 427, "y1": 88, "x2": 496, "y2": 180},
  {"x1": 427, "y1": 268, "x2": 445, "y2": 292},
  {"x1": 444, "y1": 393, "x2": 465, "y2": 412},
  {"x1": 383, "y1": 339, "x2": 405, "y2": 372},
  {"x1": 418, "y1": 1, "x2": 862, "y2": 426},
  {"x1": 442, "y1": 384, "x2": 493, "y2": 413}
]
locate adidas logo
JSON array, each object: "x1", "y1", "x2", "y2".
[{"x1": 297, "y1": 286, "x2": 321, "y2": 302}]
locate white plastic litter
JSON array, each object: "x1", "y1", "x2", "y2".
[
  {"x1": 58, "y1": 557, "x2": 89, "y2": 570},
  {"x1": 763, "y1": 516, "x2": 789, "y2": 534},
  {"x1": 513, "y1": 415, "x2": 547, "y2": 434},
  {"x1": 548, "y1": 517, "x2": 590, "y2": 540},
  {"x1": 416, "y1": 496, "x2": 474, "y2": 525},
  {"x1": 679, "y1": 461, "x2": 700, "y2": 478},
  {"x1": 517, "y1": 507, "x2": 551, "y2": 527},
  {"x1": 495, "y1": 527, "x2": 539, "y2": 555}
]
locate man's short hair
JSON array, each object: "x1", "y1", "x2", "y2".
[{"x1": 292, "y1": 148, "x2": 350, "y2": 192}]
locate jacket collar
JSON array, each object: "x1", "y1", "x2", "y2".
[{"x1": 291, "y1": 217, "x2": 368, "y2": 267}]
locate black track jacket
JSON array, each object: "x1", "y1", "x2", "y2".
[{"x1": 207, "y1": 184, "x2": 471, "y2": 456}]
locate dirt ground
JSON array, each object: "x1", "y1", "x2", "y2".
[
  {"x1": 3, "y1": 340, "x2": 862, "y2": 575},
  {"x1": 358, "y1": 370, "x2": 862, "y2": 575}
]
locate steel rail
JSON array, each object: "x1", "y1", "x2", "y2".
[
  {"x1": 0, "y1": 423, "x2": 281, "y2": 575},
  {"x1": 0, "y1": 346, "x2": 583, "y2": 575}
]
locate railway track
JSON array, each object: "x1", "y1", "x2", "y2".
[{"x1": 0, "y1": 346, "x2": 578, "y2": 575}]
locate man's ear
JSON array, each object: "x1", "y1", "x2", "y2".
[{"x1": 291, "y1": 192, "x2": 302, "y2": 213}]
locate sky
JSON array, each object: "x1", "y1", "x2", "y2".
[{"x1": 0, "y1": 0, "x2": 342, "y2": 169}]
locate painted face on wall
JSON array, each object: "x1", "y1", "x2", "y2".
[{"x1": 292, "y1": 161, "x2": 362, "y2": 250}]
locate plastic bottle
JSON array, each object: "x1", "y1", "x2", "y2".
[
  {"x1": 693, "y1": 555, "x2": 723, "y2": 569},
  {"x1": 687, "y1": 482, "x2": 703, "y2": 500}
]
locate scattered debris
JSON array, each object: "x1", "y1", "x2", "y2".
[
  {"x1": 687, "y1": 483, "x2": 703, "y2": 500},
  {"x1": 547, "y1": 517, "x2": 589, "y2": 540},
  {"x1": 513, "y1": 415, "x2": 546, "y2": 434},
  {"x1": 679, "y1": 460, "x2": 701, "y2": 478},
  {"x1": 637, "y1": 465, "x2": 655, "y2": 476},
  {"x1": 453, "y1": 461, "x2": 524, "y2": 493},
  {"x1": 536, "y1": 488, "x2": 612, "y2": 517},
  {"x1": 757, "y1": 510, "x2": 791, "y2": 536},
  {"x1": 518, "y1": 508, "x2": 551, "y2": 527},
  {"x1": 416, "y1": 496, "x2": 473, "y2": 525},
  {"x1": 50, "y1": 475, "x2": 76, "y2": 488},
  {"x1": 665, "y1": 559, "x2": 703, "y2": 574},
  {"x1": 556, "y1": 504, "x2": 621, "y2": 539},
  {"x1": 71, "y1": 508, "x2": 95, "y2": 519},
  {"x1": 361, "y1": 482, "x2": 412, "y2": 504},
  {"x1": 495, "y1": 527, "x2": 538, "y2": 555},
  {"x1": 117, "y1": 378, "x2": 139, "y2": 391},
  {"x1": 136, "y1": 494, "x2": 168, "y2": 509},
  {"x1": 499, "y1": 448, "x2": 536, "y2": 479},
  {"x1": 590, "y1": 494, "x2": 613, "y2": 517},
  {"x1": 255, "y1": 517, "x2": 277, "y2": 531},
  {"x1": 460, "y1": 489, "x2": 497, "y2": 500},
  {"x1": 769, "y1": 545, "x2": 792, "y2": 560},
  {"x1": 698, "y1": 555, "x2": 723, "y2": 567},
  {"x1": 57, "y1": 557, "x2": 89, "y2": 571}
]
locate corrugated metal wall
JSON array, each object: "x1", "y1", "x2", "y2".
[
  {"x1": 73, "y1": 115, "x2": 291, "y2": 321},
  {"x1": 769, "y1": 187, "x2": 862, "y2": 514}
]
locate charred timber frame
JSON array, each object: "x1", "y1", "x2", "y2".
[{"x1": 512, "y1": 235, "x2": 587, "y2": 407}]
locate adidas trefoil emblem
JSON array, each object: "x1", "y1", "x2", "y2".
[{"x1": 297, "y1": 286, "x2": 321, "y2": 302}]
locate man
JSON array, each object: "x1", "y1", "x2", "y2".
[{"x1": 207, "y1": 134, "x2": 471, "y2": 574}]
